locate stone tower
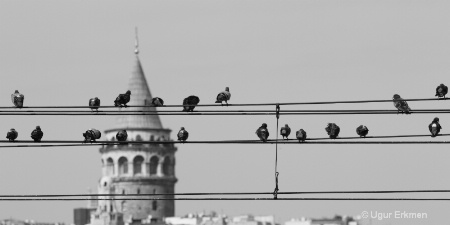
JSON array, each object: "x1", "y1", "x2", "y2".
[{"x1": 93, "y1": 45, "x2": 177, "y2": 224}]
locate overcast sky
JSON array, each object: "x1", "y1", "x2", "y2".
[{"x1": 1, "y1": 1, "x2": 450, "y2": 224}]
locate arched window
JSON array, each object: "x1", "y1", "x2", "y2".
[
  {"x1": 106, "y1": 158, "x2": 114, "y2": 175},
  {"x1": 121, "y1": 201, "x2": 126, "y2": 212},
  {"x1": 137, "y1": 189, "x2": 140, "y2": 194},
  {"x1": 133, "y1": 155, "x2": 144, "y2": 175},
  {"x1": 149, "y1": 156, "x2": 159, "y2": 175},
  {"x1": 122, "y1": 190, "x2": 125, "y2": 195},
  {"x1": 152, "y1": 200, "x2": 157, "y2": 211},
  {"x1": 162, "y1": 157, "x2": 172, "y2": 176},
  {"x1": 118, "y1": 157, "x2": 128, "y2": 175}
]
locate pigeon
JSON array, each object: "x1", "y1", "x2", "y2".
[
  {"x1": 296, "y1": 129, "x2": 307, "y2": 142},
  {"x1": 435, "y1": 84, "x2": 448, "y2": 98},
  {"x1": 356, "y1": 125, "x2": 369, "y2": 138},
  {"x1": 31, "y1": 126, "x2": 44, "y2": 142},
  {"x1": 89, "y1": 97, "x2": 101, "y2": 112},
  {"x1": 116, "y1": 130, "x2": 128, "y2": 142},
  {"x1": 182, "y1": 95, "x2": 200, "y2": 112},
  {"x1": 428, "y1": 117, "x2": 442, "y2": 137},
  {"x1": 280, "y1": 124, "x2": 291, "y2": 140},
  {"x1": 392, "y1": 94, "x2": 411, "y2": 114},
  {"x1": 151, "y1": 97, "x2": 164, "y2": 107},
  {"x1": 177, "y1": 127, "x2": 189, "y2": 142},
  {"x1": 6, "y1": 128, "x2": 18, "y2": 142},
  {"x1": 83, "y1": 128, "x2": 101, "y2": 143},
  {"x1": 11, "y1": 90, "x2": 24, "y2": 108},
  {"x1": 114, "y1": 90, "x2": 131, "y2": 107},
  {"x1": 325, "y1": 123, "x2": 340, "y2": 139},
  {"x1": 256, "y1": 123, "x2": 270, "y2": 142},
  {"x1": 215, "y1": 87, "x2": 231, "y2": 106}
]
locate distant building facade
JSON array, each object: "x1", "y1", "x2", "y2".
[{"x1": 285, "y1": 215, "x2": 358, "y2": 225}]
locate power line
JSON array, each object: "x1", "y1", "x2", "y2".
[
  {"x1": 0, "y1": 97, "x2": 447, "y2": 109},
  {"x1": 2, "y1": 140, "x2": 450, "y2": 148},
  {"x1": 2, "y1": 190, "x2": 450, "y2": 198},
  {"x1": 2, "y1": 111, "x2": 450, "y2": 116},
  {"x1": 0, "y1": 197, "x2": 449, "y2": 201}
]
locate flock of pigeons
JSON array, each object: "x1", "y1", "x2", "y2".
[
  {"x1": 6, "y1": 88, "x2": 231, "y2": 143},
  {"x1": 5, "y1": 84, "x2": 449, "y2": 143}
]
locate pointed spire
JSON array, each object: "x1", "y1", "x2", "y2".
[
  {"x1": 135, "y1": 27, "x2": 139, "y2": 55},
  {"x1": 114, "y1": 31, "x2": 163, "y2": 130}
]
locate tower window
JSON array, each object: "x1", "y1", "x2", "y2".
[
  {"x1": 163, "y1": 157, "x2": 172, "y2": 176},
  {"x1": 118, "y1": 156, "x2": 128, "y2": 175},
  {"x1": 152, "y1": 200, "x2": 157, "y2": 211},
  {"x1": 107, "y1": 158, "x2": 114, "y2": 175},
  {"x1": 133, "y1": 155, "x2": 144, "y2": 175},
  {"x1": 122, "y1": 190, "x2": 125, "y2": 195},
  {"x1": 149, "y1": 156, "x2": 159, "y2": 175},
  {"x1": 137, "y1": 189, "x2": 140, "y2": 194}
]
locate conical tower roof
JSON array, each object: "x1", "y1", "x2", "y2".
[{"x1": 115, "y1": 55, "x2": 163, "y2": 129}]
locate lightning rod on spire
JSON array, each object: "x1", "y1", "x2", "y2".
[{"x1": 135, "y1": 27, "x2": 139, "y2": 55}]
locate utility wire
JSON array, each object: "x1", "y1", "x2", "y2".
[
  {"x1": 2, "y1": 189, "x2": 450, "y2": 198},
  {"x1": 1, "y1": 133, "x2": 448, "y2": 144},
  {"x1": 0, "y1": 197, "x2": 450, "y2": 201},
  {"x1": 2, "y1": 111, "x2": 450, "y2": 116},
  {"x1": 0, "y1": 97, "x2": 447, "y2": 109},
  {"x1": 3, "y1": 141, "x2": 450, "y2": 148}
]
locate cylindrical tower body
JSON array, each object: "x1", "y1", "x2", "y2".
[{"x1": 96, "y1": 55, "x2": 177, "y2": 223}]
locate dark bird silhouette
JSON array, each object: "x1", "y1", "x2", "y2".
[
  {"x1": 116, "y1": 130, "x2": 128, "y2": 142},
  {"x1": 83, "y1": 128, "x2": 101, "y2": 143},
  {"x1": 114, "y1": 90, "x2": 131, "y2": 107},
  {"x1": 215, "y1": 87, "x2": 231, "y2": 106},
  {"x1": 11, "y1": 90, "x2": 24, "y2": 108},
  {"x1": 31, "y1": 126, "x2": 43, "y2": 142},
  {"x1": 356, "y1": 125, "x2": 369, "y2": 138},
  {"x1": 151, "y1": 97, "x2": 164, "y2": 107},
  {"x1": 256, "y1": 123, "x2": 270, "y2": 142},
  {"x1": 177, "y1": 127, "x2": 189, "y2": 142},
  {"x1": 89, "y1": 97, "x2": 101, "y2": 112},
  {"x1": 296, "y1": 129, "x2": 307, "y2": 142},
  {"x1": 435, "y1": 84, "x2": 448, "y2": 98},
  {"x1": 393, "y1": 94, "x2": 411, "y2": 114},
  {"x1": 325, "y1": 123, "x2": 340, "y2": 139},
  {"x1": 6, "y1": 128, "x2": 18, "y2": 142},
  {"x1": 428, "y1": 117, "x2": 442, "y2": 137},
  {"x1": 182, "y1": 95, "x2": 200, "y2": 112},
  {"x1": 280, "y1": 124, "x2": 291, "y2": 140}
]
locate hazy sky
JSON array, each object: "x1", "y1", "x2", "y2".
[{"x1": 2, "y1": 1, "x2": 450, "y2": 224}]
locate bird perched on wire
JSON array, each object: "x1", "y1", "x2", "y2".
[
  {"x1": 356, "y1": 125, "x2": 369, "y2": 138},
  {"x1": 182, "y1": 95, "x2": 200, "y2": 112},
  {"x1": 177, "y1": 127, "x2": 189, "y2": 142},
  {"x1": 256, "y1": 123, "x2": 270, "y2": 142},
  {"x1": 296, "y1": 129, "x2": 307, "y2": 142},
  {"x1": 83, "y1": 128, "x2": 101, "y2": 143},
  {"x1": 280, "y1": 124, "x2": 291, "y2": 140},
  {"x1": 114, "y1": 90, "x2": 131, "y2": 107},
  {"x1": 6, "y1": 128, "x2": 18, "y2": 142},
  {"x1": 89, "y1": 97, "x2": 101, "y2": 112},
  {"x1": 116, "y1": 130, "x2": 128, "y2": 142},
  {"x1": 31, "y1": 126, "x2": 43, "y2": 142},
  {"x1": 325, "y1": 123, "x2": 340, "y2": 139},
  {"x1": 428, "y1": 117, "x2": 442, "y2": 137},
  {"x1": 435, "y1": 84, "x2": 448, "y2": 99},
  {"x1": 11, "y1": 90, "x2": 24, "y2": 108},
  {"x1": 215, "y1": 87, "x2": 231, "y2": 106},
  {"x1": 151, "y1": 97, "x2": 164, "y2": 107},
  {"x1": 392, "y1": 94, "x2": 411, "y2": 114}
]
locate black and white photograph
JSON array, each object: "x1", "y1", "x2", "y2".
[{"x1": 1, "y1": 1, "x2": 449, "y2": 225}]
